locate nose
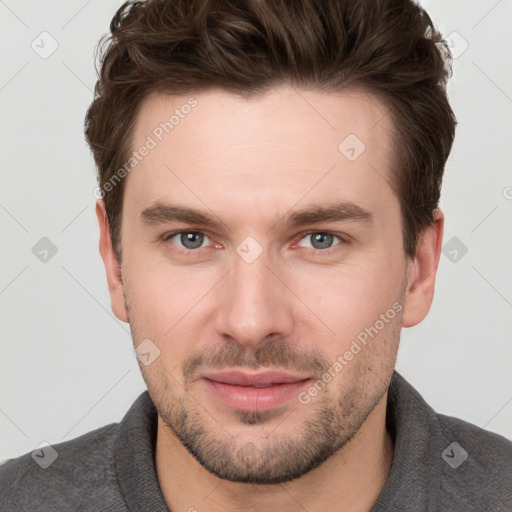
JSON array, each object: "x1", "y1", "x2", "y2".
[{"x1": 214, "y1": 248, "x2": 295, "y2": 349}]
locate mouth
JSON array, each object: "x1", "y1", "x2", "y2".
[{"x1": 199, "y1": 369, "x2": 311, "y2": 412}]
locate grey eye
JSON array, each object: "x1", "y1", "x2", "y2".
[
  {"x1": 310, "y1": 233, "x2": 334, "y2": 249},
  {"x1": 297, "y1": 232, "x2": 340, "y2": 250},
  {"x1": 177, "y1": 232, "x2": 206, "y2": 249}
]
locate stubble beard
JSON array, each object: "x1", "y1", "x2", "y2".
[{"x1": 125, "y1": 287, "x2": 402, "y2": 484}]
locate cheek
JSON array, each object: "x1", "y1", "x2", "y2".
[
  {"x1": 123, "y1": 260, "x2": 221, "y2": 354},
  {"x1": 290, "y1": 253, "x2": 405, "y2": 353}
]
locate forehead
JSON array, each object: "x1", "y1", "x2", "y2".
[{"x1": 123, "y1": 86, "x2": 397, "y2": 224}]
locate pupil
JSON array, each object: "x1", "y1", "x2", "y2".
[
  {"x1": 312, "y1": 233, "x2": 333, "y2": 249},
  {"x1": 181, "y1": 232, "x2": 203, "y2": 249}
]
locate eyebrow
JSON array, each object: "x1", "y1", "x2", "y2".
[
  {"x1": 285, "y1": 202, "x2": 373, "y2": 227},
  {"x1": 140, "y1": 204, "x2": 225, "y2": 229},
  {"x1": 139, "y1": 201, "x2": 373, "y2": 230}
]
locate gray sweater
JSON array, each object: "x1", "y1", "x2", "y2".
[{"x1": 1, "y1": 372, "x2": 511, "y2": 511}]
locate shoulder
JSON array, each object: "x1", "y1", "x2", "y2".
[
  {"x1": 0, "y1": 422, "x2": 127, "y2": 512},
  {"x1": 384, "y1": 372, "x2": 512, "y2": 511},
  {"x1": 437, "y1": 410, "x2": 512, "y2": 463},
  {"x1": 434, "y1": 411, "x2": 512, "y2": 509}
]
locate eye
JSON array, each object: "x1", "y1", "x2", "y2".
[
  {"x1": 297, "y1": 232, "x2": 342, "y2": 250},
  {"x1": 166, "y1": 231, "x2": 212, "y2": 250}
]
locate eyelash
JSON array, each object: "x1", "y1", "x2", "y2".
[
  {"x1": 296, "y1": 231, "x2": 347, "y2": 253},
  {"x1": 161, "y1": 230, "x2": 348, "y2": 254}
]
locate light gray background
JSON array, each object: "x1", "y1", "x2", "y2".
[{"x1": 1, "y1": 0, "x2": 511, "y2": 461}]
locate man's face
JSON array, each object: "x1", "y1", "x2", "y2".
[{"x1": 111, "y1": 86, "x2": 411, "y2": 483}]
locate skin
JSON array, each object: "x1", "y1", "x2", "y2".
[{"x1": 96, "y1": 85, "x2": 443, "y2": 512}]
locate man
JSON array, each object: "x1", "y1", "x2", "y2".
[{"x1": 1, "y1": 0, "x2": 511, "y2": 510}]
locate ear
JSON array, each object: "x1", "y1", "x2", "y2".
[
  {"x1": 96, "y1": 200, "x2": 128, "y2": 323},
  {"x1": 402, "y1": 209, "x2": 444, "y2": 328}
]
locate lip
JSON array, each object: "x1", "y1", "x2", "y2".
[
  {"x1": 201, "y1": 369, "x2": 310, "y2": 387},
  {"x1": 200, "y1": 370, "x2": 311, "y2": 412}
]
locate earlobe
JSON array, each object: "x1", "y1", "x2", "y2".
[
  {"x1": 95, "y1": 200, "x2": 128, "y2": 323},
  {"x1": 401, "y1": 209, "x2": 444, "y2": 328}
]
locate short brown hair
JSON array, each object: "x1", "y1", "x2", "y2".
[{"x1": 85, "y1": 0, "x2": 456, "y2": 261}]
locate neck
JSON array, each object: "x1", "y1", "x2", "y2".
[{"x1": 155, "y1": 394, "x2": 393, "y2": 512}]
